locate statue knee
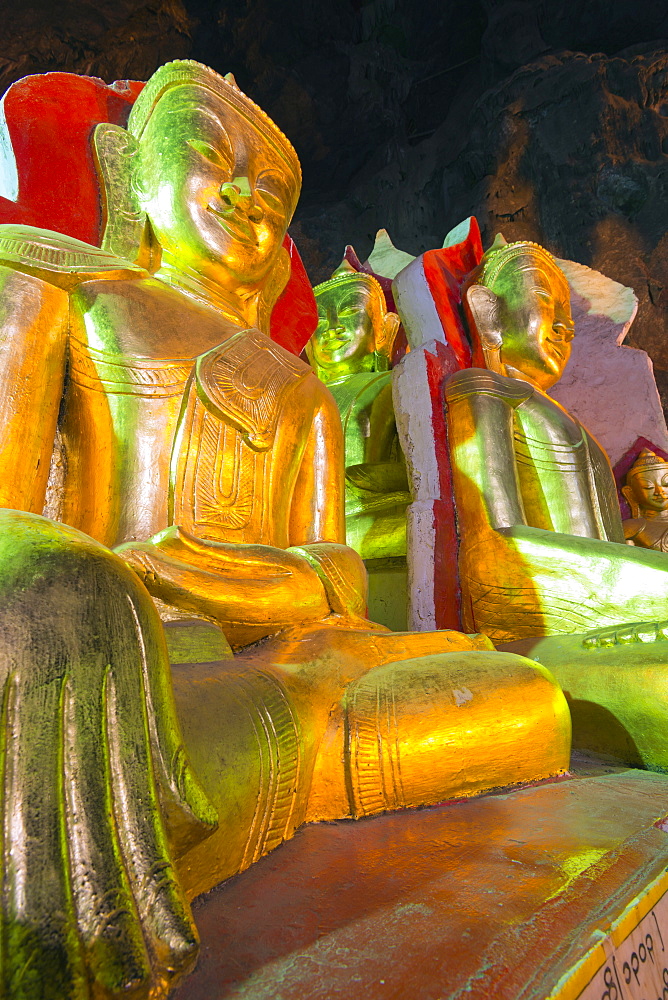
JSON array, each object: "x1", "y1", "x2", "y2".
[{"x1": 344, "y1": 650, "x2": 571, "y2": 817}]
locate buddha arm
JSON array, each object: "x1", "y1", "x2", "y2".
[
  {"x1": 287, "y1": 386, "x2": 368, "y2": 618},
  {"x1": 288, "y1": 381, "x2": 346, "y2": 546},
  {"x1": 364, "y1": 381, "x2": 398, "y2": 463},
  {"x1": 445, "y1": 368, "x2": 530, "y2": 534},
  {"x1": 0, "y1": 266, "x2": 68, "y2": 512}
]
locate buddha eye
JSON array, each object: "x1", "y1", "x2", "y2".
[
  {"x1": 187, "y1": 139, "x2": 232, "y2": 171},
  {"x1": 552, "y1": 321, "x2": 574, "y2": 340},
  {"x1": 255, "y1": 170, "x2": 290, "y2": 213}
]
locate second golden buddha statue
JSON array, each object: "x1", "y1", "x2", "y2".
[{"x1": 309, "y1": 266, "x2": 409, "y2": 560}]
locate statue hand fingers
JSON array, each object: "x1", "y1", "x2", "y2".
[{"x1": 0, "y1": 668, "x2": 154, "y2": 999}]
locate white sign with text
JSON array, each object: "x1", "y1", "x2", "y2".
[{"x1": 578, "y1": 889, "x2": 668, "y2": 1000}]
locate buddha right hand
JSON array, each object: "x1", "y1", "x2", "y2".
[{"x1": 0, "y1": 510, "x2": 217, "y2": 999}]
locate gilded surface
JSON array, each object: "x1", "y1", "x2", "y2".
[
  {"x1": 448, "y1": 238, "x2": 668, "y2": 642},
  {"x1": 309, "y1": 270, "x2": 409, "y2": 560},
  {"x1": 502, "y1": 619, "x2": 668, "y2": 772},
  {"x1": 622, "y1": 449, "x2": 668, "y2": 550},
  {"x1": 0, "y1": 63, "x2": 570, "y2": 998}
]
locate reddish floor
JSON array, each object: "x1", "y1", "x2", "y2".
[{"x1": 174, "y1": 763, "x2": 668, "y2": 1000}]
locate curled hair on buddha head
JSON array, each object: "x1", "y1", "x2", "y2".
[
  {"x1": 308, "y1": 262, "x2": 401, "y2": 374},
  {"x1": 127, "y1": 60, "x2": 301, "y2": 188},
  {"x1": 463, "y1": 233, "x2": 566, "y2": 374},
  {"x1": 627, "y1": 449, "x2": 668, "y2": 478},
  {"x1": 478, "y1": 233, "x2": 564, "y2": 291}
]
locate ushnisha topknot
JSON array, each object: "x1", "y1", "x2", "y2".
[
  {"x1": 627, "y1": 449, "x2": 668, "y2": 478},
  {"x1": 479, "y1": 236, "x2": 563, "y2": 290},
  {"x1": 127, "y1": 59, "x2": 302, "y2": 186}
]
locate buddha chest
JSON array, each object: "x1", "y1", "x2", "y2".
[{"x1": 57, "y1": 279, "x2": 312, "y2": 549}]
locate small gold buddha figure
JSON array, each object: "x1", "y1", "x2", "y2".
[
  {"x1": 0, "y1": 65, "x2": 570, "y2": 999},
  {"x1": 446, "y1": 235, "x2": 668, "y2": 642},
  {"x1": 622, "y1": 449, "x2": 668, "y2": 550},
  {"x1": 309, "y1": 266, "x2": 409, "y2": 561}
]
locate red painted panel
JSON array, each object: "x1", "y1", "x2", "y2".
[
  {"x1": 0, "y1": 72, "x2": 143, "y2": 244},
  {"x1": 424, "y1": 342, "x2": 463, "y2": 630},
  {"x1": 421, "y1": 217, "x2": 483, "y2": 370},
  {"x1": 269, "y1": 235, "x2": 318, "y2": 355}
]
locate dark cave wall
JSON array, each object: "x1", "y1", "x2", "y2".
[{"x1": 1, "y1": 0, "x2": 667, "y2": 380}]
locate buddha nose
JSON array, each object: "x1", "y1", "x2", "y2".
[
  {"x1": 219, "y1": 177, "x2": 263, "y2": 222},
  {"x1": 326, "y1": 306, "x2": 344, "y2": 334}
]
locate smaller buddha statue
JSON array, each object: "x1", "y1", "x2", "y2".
[
  {"x1": 309, "y1": 266, "x2": 409, "y2": 562},
  {"x1": 622, "y1": 449, "x2": 668, "y2": 550}
]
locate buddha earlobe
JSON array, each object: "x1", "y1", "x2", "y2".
[
  {"x1": 621, "y1": 484, "x2": 640, "y2": 519},
  {"x1": 375, "y1": 310, "x2": 401, "y2": 370},
  {"x1": 466, "y1": 284, "x2": 504, "y2": 375},
  {"x1": 93, "y1": 122, "x2": 152, "y2": 267}
]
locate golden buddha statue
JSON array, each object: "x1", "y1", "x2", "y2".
[
  {"x1": 622, "y1": 449, "x2": 668, "y2": 550},
  {"x1": 309, "y1": 266, "x2": 409, "y2": 560},
  {"x1": 447, "y1": 235, "x2": 668, "y2": 642},
  {"x1": 0, "y1": 64, "x2": 570, "y2": 999}
]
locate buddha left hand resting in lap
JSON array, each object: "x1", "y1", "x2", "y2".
[{"x1": 0, "y1": 62, "x2": 570, "y2": 999}]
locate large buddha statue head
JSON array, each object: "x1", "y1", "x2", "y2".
[
  {"x1": 308, "y1": 268, "x2": 400, "y2": 385},
  {"x1": 622, "y1": 449, "x2": 668, "y2": 519},
  {"x1": 94, "y1": 60, "x2": 301, "y2": 329},
  {"x1": 465, "y1": 237, "x2": 575, "y2": 390}
]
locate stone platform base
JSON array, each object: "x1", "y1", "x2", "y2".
[{"x1": 173, "y1": 757, "x2": 668, "y2": 1000}]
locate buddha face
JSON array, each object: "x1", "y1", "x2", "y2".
[
  {"x1": 135, "y1": 85, "x2": 299, "y2": 293},
  {"x1": 496, "y1": 260, "x2": 575, "y2": 390},
  {"x1": 625, "y1": 466, "x2": 668, "y2": 516},
  {"x1": 311, "y1": 280, "x2": 381, "y2": 382}
]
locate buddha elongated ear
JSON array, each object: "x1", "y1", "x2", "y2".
[
  {"x1": 374, "y1": 310, "x2": 401, "y2": 371},
  {"x1": 93, "y1": 122, "x2": 156, "y2": 269},
  {"x1": 466, "y1": 284, "x2": 504, "y2": 374},
  {"x1": 621, "y1": 484, "x2": 640, "y2": 518}
]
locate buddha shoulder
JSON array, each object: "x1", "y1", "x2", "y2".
[
  {"x1": 445, "y1": 367, "x2": 534, "y2": 408},
  {"x1": 0, "y1": 224, "x2": 147, "y2": 290}
]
